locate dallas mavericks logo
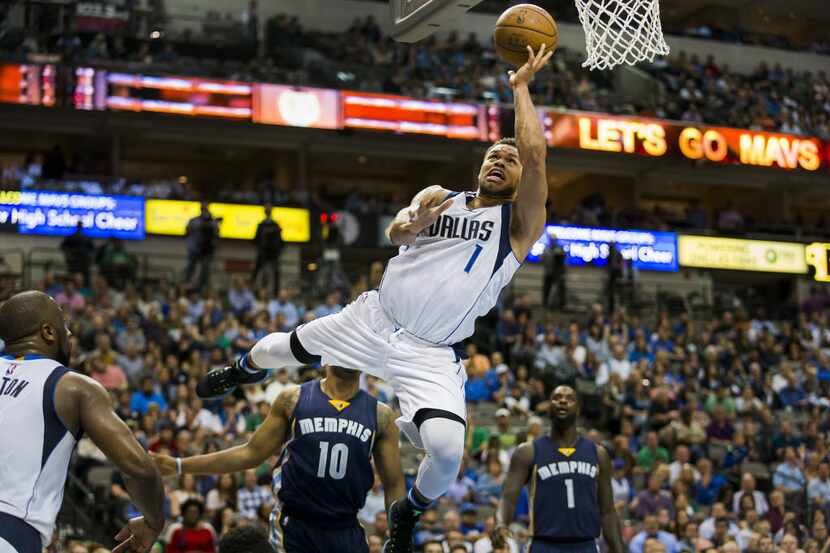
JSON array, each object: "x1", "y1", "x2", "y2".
[{"x1": 5, "y1": 363, "x2": 17, "y2": 376}]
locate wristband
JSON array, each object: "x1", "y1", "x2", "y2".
[{"x1": 175, "y1": 457, "x2": 183, "y2": 477}]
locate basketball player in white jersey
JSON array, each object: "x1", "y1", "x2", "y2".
[
  {"x1": 196, "y1": 43, "x2": 553, "y2": 552},
  {"x1": 0, "y1": 291, "x2": 165, "y2": 553}
]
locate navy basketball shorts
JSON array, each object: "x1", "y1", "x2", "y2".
[
  {"x1": 270, "y1": 511, "x2": 368, "y2": 553},
  {"x1": 0, "y1": 513, "x2": 42, "y2": 553},
  {"x1": 530, "y1": 539, "x2": 600, "y2": 553}
]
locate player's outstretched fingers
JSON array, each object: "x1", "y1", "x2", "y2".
[{"x1": 111, "y1": 534, "x2": 133, "y2": 553}]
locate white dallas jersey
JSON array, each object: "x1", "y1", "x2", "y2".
[
  {"x1": 0, "y1": 355, "x2": 77, "y2": 546},
  {"x1": 379, "y1": 191, "x2": 521, "y2": 345}
]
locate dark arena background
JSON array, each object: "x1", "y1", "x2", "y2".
[{"x1": 1, "y1": 0, "x2": 830, "y2": 551}]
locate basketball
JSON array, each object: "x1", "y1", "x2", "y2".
[{"x1": 493, "y1": 4, "x2": 558, "y2": 66}]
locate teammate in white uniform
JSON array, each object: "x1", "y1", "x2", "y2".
[
  {"x1": 0, "y1": 291, "x2": 165, "y2": 553},
  {"x1": 196, "y1": 44, "x2": 553, "y2": 552}
]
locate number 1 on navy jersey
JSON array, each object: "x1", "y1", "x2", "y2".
[
  {"x1": 464, "y1": 244, "x2": 483, "y2": 273},
  {"x1": 564, "y1": 478, "x2": 575, "y2": 508}
]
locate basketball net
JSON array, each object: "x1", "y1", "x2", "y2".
[{"x1": 574, "y1": 0, "x2": 670, "y2": 70}]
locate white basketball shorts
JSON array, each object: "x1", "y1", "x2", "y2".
[{"x1": 294, "y1": 290, "x2": 467, "y2": 448}]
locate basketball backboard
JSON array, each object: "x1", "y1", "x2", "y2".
[{"x1": 390, "y1": 0, "x2": 484, "y2": 43}]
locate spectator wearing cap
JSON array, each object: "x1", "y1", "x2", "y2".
[
  {"x1": 773, "y1": 447, "x2": 806, "y2": 493},
  {"x1": 490, "y1": 363, "x2": 513, "y2": 403},
  {"x1": 730, "y1": 473, "x2": 768, "y2": 517},
  {"x1": 494, "y1": 408, "x2": 515, "y2": 448},
  {"x1": 165, "y1": 498, "x2": 216, "y2": 553},
  {"x1": 636, "y1": 431, "x2": 670, "y2": 472}
]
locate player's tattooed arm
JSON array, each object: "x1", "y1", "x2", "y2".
[
  {"x1": 373, "y1": 402, "x2": 407, "y2": 513},
  {"x1": 509, "y1": 43, "x2": 553, "y2": 260},
  {"x1": 153, "y1": 385, "x2": 301, "y2": 476},
  {"x1": 597, "y1": 445, "x2": 625, "y2": 553},
  {"x1": 494, "y1": 441, "x2": 534, "y2": 542},
  {"x1": 386, "y1": 185, "x2": 453, "y2": 245}
]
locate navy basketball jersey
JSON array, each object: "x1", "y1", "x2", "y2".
[
  {"x1": 273, "y1": 380, "x2": 377, "y2": 525},
  {"x1": 530, "y1": 436, "x2": 601, "y2": 541}
]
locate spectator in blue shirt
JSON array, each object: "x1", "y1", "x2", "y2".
[
  {"x1": 459, "y1": 504, "x2": 484, "y2": 536},
  {"x1": 464, "y1": 369, "x2": 490, "y2": 403},
  {"x1": 314, "y1": 291, "x2": 343, "y2": 319},
  {"x1": 808, "y1": 463, "x2": 830, "y2": 507},
  {"x1": 777, "y1": 375, "x2": 807, "y2": 408},
  {"x1": 130, "y1": 376, "x2": 168, "y2": 415},
  {"x1": 629, "y1": 515, "x2": 678, "y2": 553},
  {"x1": 694, "y1": 457, "x2": 727, "y2": 506},
  {"x1": 773, "y1": 447, "x2": 806, "y2": 493}
]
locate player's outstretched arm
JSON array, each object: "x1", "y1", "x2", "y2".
[
  {"x1": 509, "y1": 44, "x2": 553, "y2": 260},
  {"x1": 386, "y1": 185, "x2": 453, "y2": 245},
  {"x1": 372, "y1": 403, "x2": 407, "y2": 513},
  {"x1": 597, "y1": 445, "x2": 626, "y2": 553},
  {"x1": 58, "y1": 373, "x2": 166, "y2": 552},
  {"x1": 494, "y1": 441, "x2": 534, "y2": 541},
  {"x1": 153, "y1": 386, "x2": 299, "y2": 476}
]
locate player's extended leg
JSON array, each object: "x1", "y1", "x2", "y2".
[
  {"x1": 196, "y1": 331, "x2": 309, "y2": 398},
  {"x1": 196, "y1": 294, "x2": 388, "y2": 399},
  {"x1": 385, "y1": 411, "x2": 466, "y2": 553}
]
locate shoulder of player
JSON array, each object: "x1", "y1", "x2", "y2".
[
  {"x1": 273, "y1": 384, "x2": 301, "y2": 418},
  {"x1": 512, "y1": 440, "x2": 535, "y2": 463},
  {"x1": 413, "y1": 185, "x2": 454, "y2": 204},
  {"x1": 56, "y1": 370, "x2": 109, "y2": 403},
  {"x1": 375, "y1": 400, "x2": 396, "y2": 435},
  {"x1": 593, "y1": 441, "x2": 612, "y2": 467}
]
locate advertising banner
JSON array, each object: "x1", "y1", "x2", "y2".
[
  {"x1": 678, "y1": 235, "x2": 807, "y2": 273},
  {"x1": 545, "y1": 111, "x2": 824, "y2": 172},
  {"x1": 528, "y1": 224, "x2": 679, "y2": 272},
  {"x1": 253, "y1": 84, "x2": 339, "y2": 129},
  {"x1": 0, "y1": 189, "x2": 144, "y2": 239},
  {"x1": 145, "y1": 200, "x2": 310, "y2": 242},
  {"x1": 341, "y1": 91, "x2": 495, "y2": 141}
]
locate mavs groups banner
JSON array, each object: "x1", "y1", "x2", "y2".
[
  {"x1": 528, "y1": 224, "x2": 679, "y2": 272},
  {"x1": 0, "y1": 190, "x2": 145, "y2": 239}
]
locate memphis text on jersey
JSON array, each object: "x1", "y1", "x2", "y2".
[
  {"x1": 297, "y1": 416, "x2": 373, "y2": 443},
  {"x1": 423, "y1": 215, "x2": 495, "y2": 242},
  {"x1": 537, "y1": 459, "x2": 599, "y2": 480}
]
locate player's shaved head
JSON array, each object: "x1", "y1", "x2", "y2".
[
  {"x1": 0, "y1": 290, "x2": 71, "y2": 365},
  {"x1": 549, "y1": 384, "x2": 579, "y2": 428}
]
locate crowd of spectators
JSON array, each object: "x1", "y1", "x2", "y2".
[{"x1": 6, "y1": 237, "x2": 830, "y2": 553}]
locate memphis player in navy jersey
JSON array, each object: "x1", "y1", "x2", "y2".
[
  {"x1": 153, "y1": 365, "x2": 405, "y2": 553},
  {"x1": 495, "y1": 384, "x2": 624, "y2": 553},
  {"x1": 195, "y1": 44, "x2": 553, "y2": 552},
  {"x1": 0, "y1": 291, "x2": 165, "y2": 553}
]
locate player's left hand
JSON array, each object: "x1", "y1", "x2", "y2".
[
  {"x1": 149, "y1": 451, "x2": 177, "y2": 477},
  {"x1": 509, "y1": 43, "x2": 553, "y2": 89},
  {"x1": 113, "y1": 516, "x2": 162, "y2": 553}
]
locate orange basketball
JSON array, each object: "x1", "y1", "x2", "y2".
[{"x1": 493, "y1": 4, "x2": 558, "y2": 66}]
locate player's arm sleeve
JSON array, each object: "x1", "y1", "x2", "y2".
[
  {"x1": 597, "y1": 445, "x2": 626, "y2": 553},
  {"x1": 497, "y1": 442, "x2": 534, "y2": 527},
  {"x1": 373, "y1": 403, "x2": 406, "y2": 513},
  {"x1": 510, "y1": 82, "x2": 548, "y2": 260},
  {"x1": 74, "y1": 375, "x2": 165, "y2": 532},
  {"x1": 182, "y1": 386, "x2": 298, "y2": 475},
  {"x1": 386, "y1": 185, "x2": 450, "y2": 245}
]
